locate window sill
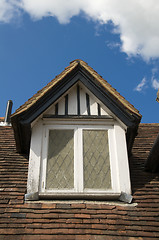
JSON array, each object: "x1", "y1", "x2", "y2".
[
  {"x1": 25, "y1": 192, "x2": 132, "y2": 204},
  {"x1": 25, "y1": 191, "x2": 132, "y2": 203},
  {"x1": 25, "y1": 191, "x2": 120, "y2": 201},
  {"x1": 39, "y1": 192, "x2": 121, "y2": 200},
  {"x1": 25, "y1": 199, "x2": 137, "y2": 207}
]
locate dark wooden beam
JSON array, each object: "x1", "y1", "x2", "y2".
[
  {"x1": 55, "y1": 103, "x2": 58, "y2": 115},
  {"x1": 43, "y1": 114, "x2": 113, "y2": 119},
  {"x1": 65, "y1": 95, "x2": 68, "y2": 116},
  {"x1": 86, "y1": 93, "x2": 90, "y2": 116},
  {"x1": 98, "y1": 103, "x2": 101, "y2": 116}
]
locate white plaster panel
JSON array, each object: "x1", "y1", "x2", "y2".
[
  {"x1": 44, "y1": 105, "x2": 55, "y2": 115},
  {"x1": 68, "y1": 87, "x2": 77, "y2": 115},
  {"x1": 58, "y1": 97, "x2": 65, "y2": 115},
  {"x1": 90, "y1": 97, "x2": 98, "y2": 115},
  {"x1": 101, "y1": 107, "x2": 109, "y2": 116},
  {"x1": 27, "y1": 120, "x2": 43, "y2": 194},
  {"x1": 80, "y1": 87, "x2": 87, "y2": 115}
]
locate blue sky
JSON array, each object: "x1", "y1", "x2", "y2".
[{"x1": 0, "y1": 1, "x2": 159, "y2": 123}]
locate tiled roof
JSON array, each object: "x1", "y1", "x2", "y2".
[
  {"x1": 0, "y1": 124, "x2": 159, "y2": 239},
  {"x1": 12, "y1": 60, "x2": 141, "y2": 119}
]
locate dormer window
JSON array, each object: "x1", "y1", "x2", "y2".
[
  {"x1": 27, "y1": 111, "x2": 131, "y2": 201},
  {"x1": 11, "y1": 60, "x2": 141, "y2": 202}
]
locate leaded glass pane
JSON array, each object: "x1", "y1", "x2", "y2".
[
  {"x1": 46, "y1": 129, "x2": 74, "y2": 189},
  {"x1": 83, "y1": 130, "x2": 111, "y2": 189}
]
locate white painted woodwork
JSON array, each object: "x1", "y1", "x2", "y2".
[
  {"x1": 39, "y1": 122, "x2": 117, "y2": 194},
  {"x1": 114, "y1": 124, "x2": 131, "y2": 195},
  {"x1": 76, "y1": 127, "x2": 83, "y2": 192},
  {"x1": 27, "y1": 119, "x2": 43, "y2": 194},
  {"x1": 108, "y1": 127, "x2": 120, "y2": 193}
]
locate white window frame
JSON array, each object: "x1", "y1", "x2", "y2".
[{"x1": 39, "y1": 120, "x2": 120, "y2": 197}]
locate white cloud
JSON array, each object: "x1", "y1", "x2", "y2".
[
  {"x1": 134, "y1": 77, "x2": 147, "y2": 92},
  {"x1": 152, "y1": 78, "x2": 159, "y2": 90},
  {"x1": 1, "y1": 0, "x2": 159, "y2": 60},
  {"x1": 106, "y1": 41, "x2": 121, "y2": 50},
  {"x1": 150, "y1": 67, "x2": 159, "y2": 90},
  {"x1": 0, "y1": 0, "x2": 18, "y2": 23},
  {"x1": 152, "y1": 67, "x2": 158, "y2": 75}
]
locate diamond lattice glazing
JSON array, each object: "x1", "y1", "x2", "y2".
[
  {"x1": 83, "y1": 130, "x2": 111, "y2": 189},
  {"x1": 46, "y1": 129, "x2": 74, "y2": 189}
]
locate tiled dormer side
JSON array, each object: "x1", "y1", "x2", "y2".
[{"x1": 11, "y1": 60, "x2": 141, "y2": 203}]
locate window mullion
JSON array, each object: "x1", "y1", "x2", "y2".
[{"x1": 75, "y1": 127, "x2": 83, "y2": 192}]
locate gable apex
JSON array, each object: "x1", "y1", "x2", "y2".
[
  {"x1": 12, "y1": 59, "x2": 141, "y2": 120},
  {"x1": 44, "y1": 82, "x2": 111, "y2": 118},
  {"x1": 11, "y1": 60, "x2": 142, "y2": 153}
]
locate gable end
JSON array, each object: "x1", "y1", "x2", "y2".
[{"x1": 11, "y1": 60, "x2": 141, "y2": 154}]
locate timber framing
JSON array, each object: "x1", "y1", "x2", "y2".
[{"x1": 11, "y1": 60, "x2": 141, "y2": 154}]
